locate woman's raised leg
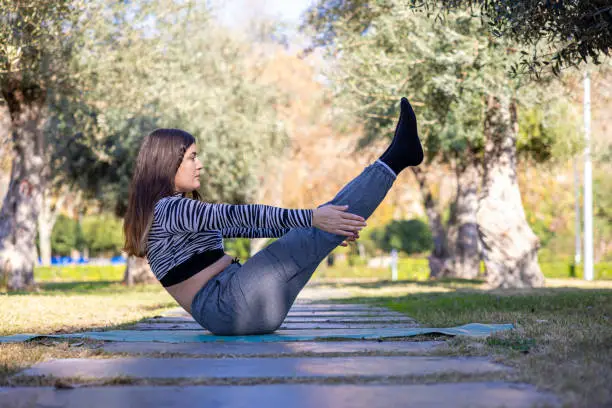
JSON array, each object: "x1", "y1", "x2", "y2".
[
  {"x1": 198, "y1": 97, "x2": 423, "y2": 335},
  {"x1": 215, "y1": 159, "x2": 398, "y2": 334}
]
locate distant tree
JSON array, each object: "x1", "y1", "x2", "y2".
[
  {"x1": 72, "y1": 2, "x2": 289, "y2": 284},
  {"x1": 306, "y1": 0, "x2": 612, "y2": 76},
  {"x1": 0, "y1": 1, "x2": 84, "y2": 290},
  {"x1": 304, "y1": 2, "x2": 583, "y2": 287}
]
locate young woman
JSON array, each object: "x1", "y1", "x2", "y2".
[{"x1": 123, "y1": 97, "x2": 423, "y2": 336}]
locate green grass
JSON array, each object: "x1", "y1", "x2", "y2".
[
  {"x1": 34, "y1": 265, "x2": 124, "y2": 282},
  {"x1": 540, "y1": 261, "x2": 612, "y2": 280},
  {"x1": 312, "y1": 257, "x2": 612, "y2": 281},
  {"x1": 0, "y1": 279, "x2": 179, "y2": 386},
  {"x1": 328, "y1": 281, "x2": 612, "y2": 408},
  {"x1": 0, "y1": 281, "x2": 177, "y2": 336}
]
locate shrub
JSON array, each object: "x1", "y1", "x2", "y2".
[
  {"x1": 370, "y1": 219, "x2": 433, "y2": 255},
  {"x1": 81, "y1": 214, "x2": 124, "y2": 257},
  {"x1": 50, "y1": 215, "x2": 85, "y2": 256}
]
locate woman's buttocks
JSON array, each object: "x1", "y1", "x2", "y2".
[{"x1": 165, "y1": 254, "x2": 234, "y2": 314}]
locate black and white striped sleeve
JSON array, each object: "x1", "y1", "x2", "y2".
[
  {"x1": 155, "y1": 197, "x2": 312, "y2": 234},
  {"x1": 220, "y1": 227, "x2": 290, "y2": 239}
]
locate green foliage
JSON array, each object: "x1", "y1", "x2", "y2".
[
  {"x1": 50, "y1": 215, "x2": 84, "y2": 256},
  {"x1": 72, "y1": 2, "x2": 287, "y2": 210},
  {"x1": 594, "y1": 169, "x2": 612, "y2": 259},
  {"x1": 306, "y1": 1, "x2": 585, "y2": 167},
  {"x1": 80, "y1": 214, "x2": 124, "y2": 257},
  {"x1": 524, "y1": 207, "x2": 556, "y2": 249},
  {"x1": 309, "y1": 0, "x2": 612, "y2": 77},
  {"x1": 369, "y1": 219, "x2": 433, "y2": 255},
  {"x1": 0, "y1": 1, "x2": 81, "y2": 95},
  {"x1": 421, "y1": 0, "x2": 612, "y2": 77},
  {"x1": 315, "y1": 257, "x2": 430, "y2": 281},
  {"x1": 223, "y1": 238, "x2": 252, "y2": 261},
  {"x1": 304, "y1": 2, "x2": 572, "y2": 169},
  {"x1": 517, "y1": 109, "x2": 555, "y2": 163}
]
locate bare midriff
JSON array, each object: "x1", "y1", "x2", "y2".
[{"x1": 164, "y1": 253, "x2": 233, "y2": 314}]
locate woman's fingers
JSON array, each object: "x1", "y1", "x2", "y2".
[
  {"x1": 333, "y1": 205, "x2": 364, "y2": 221},
  {"x1": 341, "y1": 212, "x2": 366, "y2": 222}
]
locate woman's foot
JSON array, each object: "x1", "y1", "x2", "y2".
[{"x1": 379, "y1": 97, "x2": 424, "y2": 174}]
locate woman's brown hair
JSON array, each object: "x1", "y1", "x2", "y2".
[{"x1": 123, "y1": 128, "x2": 202, "y2": 257}]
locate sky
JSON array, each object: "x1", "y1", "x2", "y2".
[{"x1": 213, "y1": 0, "x2": 315, "y2": 29}]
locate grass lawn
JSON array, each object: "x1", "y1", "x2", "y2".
[
  {"x1": 312, "y1": 278, "x2": 612, "y2": 407},
  {"x1": 0, "y1": 280, "x2": 177, "y2": 386},
  {"x1": 0, "y1": 281, "x2": 176, "y2": 337}
]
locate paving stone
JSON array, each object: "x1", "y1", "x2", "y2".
[
  {"x1": 18, "y1": 356, "x2": 509, "y2": 379},
  {"x1": 0, "y1": 383, "x2": 560, "y2": 408},
  {"x1": 165, "y1": 304, "x2": 391, "y2": 313},
  {"x1": 146, "y1": 316, "x2": 415, "y2": 324},
  {"x1": 286, "y1": 311, "x2": 407, "y2": 317},
  {"x1": 146, "y1": 316, "x2": 197, "y2": 323},
  {"x1": 130, "y1": 322, "x2": 418, "y2": 331},
  {"x1": 100, "y1": 340, "x2": 444, "y2": 356},
  {"x1": 163, "y1": 309, "x2": 408, "y2": 318}
]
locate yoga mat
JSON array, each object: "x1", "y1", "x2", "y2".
[{"x1": 0, "y1": 323, "x2": 513, "y2": 344}]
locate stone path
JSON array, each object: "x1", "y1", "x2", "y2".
[{"x1": 1, "y1": 301, "x2": 559, "y2": 408}]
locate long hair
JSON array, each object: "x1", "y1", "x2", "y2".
[{"x1": 123, "y1": 128, "x2": 202, "y2": 257}]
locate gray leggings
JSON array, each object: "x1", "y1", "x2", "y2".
[{"x1": 190, "y1": 160, "x2": 397, "y2": 335}]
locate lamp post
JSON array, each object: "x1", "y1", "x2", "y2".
[{"x1": 583, "y1": 70, "x2": 594, "y2": 281}]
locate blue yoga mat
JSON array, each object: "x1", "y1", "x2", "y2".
[{"x1": 0, "y1": 323, "x2": 513, "y2": 344}]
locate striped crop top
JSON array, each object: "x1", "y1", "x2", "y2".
[{"x1": 146, "y1": 194, "x2": 313, "y2": 287}]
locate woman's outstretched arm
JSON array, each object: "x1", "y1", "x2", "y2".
[
  {"x1": 154, "y1": 196, "x2": 312, "y2": 233},
  {"x1": 219, "y1": 227, "x2": 290, "y2": 239}
]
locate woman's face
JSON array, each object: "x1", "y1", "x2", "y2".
[{"x1": 174, "y1": 143, "x2": 203, "y2": 193}]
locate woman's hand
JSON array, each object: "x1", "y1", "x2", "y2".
[{"x1": 312, "y1": 204, "x2": 366, "y2": 237}]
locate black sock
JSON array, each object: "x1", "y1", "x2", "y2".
[{"x1": 379, "y1": 97, "x2": 424, "y2": 174}]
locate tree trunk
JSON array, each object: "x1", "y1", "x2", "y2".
[
  {"x1": 37, "y1": 187, "x2": 67, "y2": 267},
  {"x1": 37, "y1": 214, "x2": 52, "y2": 267},
  {"x1": 477, "y1": 95, "x2": 544, "y2": 288},
  {"x1": 445, "y1": 161, "x2": 481, "y2": 279},
  {"x1": 410, "y1": 167, "x2": 451, "y2": 278},
  {"x1": 123, "y1": 256, "x2": 157, "y2": 286},
  {"x1": 0, "y1": 88, "x2": 46, "y2": 291}
]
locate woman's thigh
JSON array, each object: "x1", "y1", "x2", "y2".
[{"x1": 192, "y1": 250, "x2": 293, "y2": 335}]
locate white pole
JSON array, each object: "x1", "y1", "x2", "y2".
[
  {"x1": 583, "y1": 70, "x2": 594, "y2": 281},
  {"x1": 391, "y1": 249, "x2": 398, "y2": 281},
  {"x1": 574, "y1": 158, "x2": 581, "y2": 267}
]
